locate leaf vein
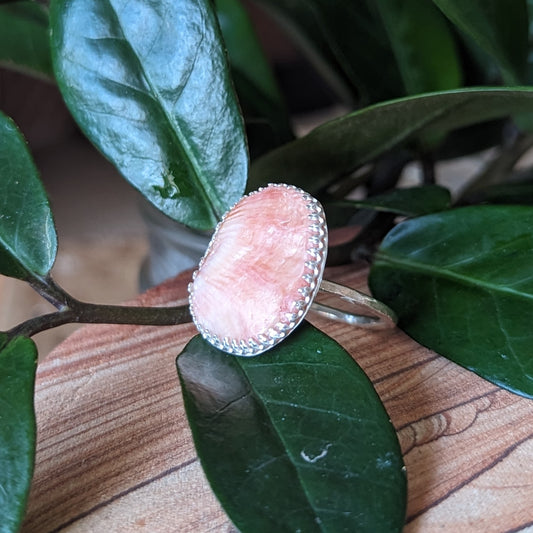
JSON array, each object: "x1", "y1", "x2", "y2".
[
  {"x1": 103, "y1": 0, "x2": 220, "y2": 219},
  {"x1": 376, "y1": 252, "x2": 533, "y2": 302}
]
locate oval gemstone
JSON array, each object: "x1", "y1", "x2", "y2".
[{"x1": 189, "y1": 183, "x2": 327, "y2": 355}]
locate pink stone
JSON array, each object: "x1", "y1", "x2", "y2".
[{"x1": 189, "y1": 184, "x2": 328, "y2": 356}]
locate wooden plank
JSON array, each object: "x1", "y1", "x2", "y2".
[{"x1": 21, "y1": 266, "x2": 533, "y2": 532}]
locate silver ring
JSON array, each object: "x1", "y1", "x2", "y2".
[
  {"x1": 189, "y1": 183, "x2": 396, "y2": 356},
  {"x1": 311, "y1": 279, "x2": 397, "y2": 329}
]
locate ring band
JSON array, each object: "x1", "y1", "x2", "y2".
[{"x1": 311, "y1": 280, "x2": 397, "y2": 329}]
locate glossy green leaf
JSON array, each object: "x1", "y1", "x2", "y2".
[
  {"x1": 369, "y1": 205, "x2": 533, "y2": 398},
  {"x1": 333, "y1": 185, "x2": 451, "y2": 217},
  {"x1": 249, "y1": 87, "x2": 533, "y2": 193},
  {"x1": 0, "y1": 1, "x2": 52, "y2": 79},
  {"x1": 215, "y1": 0, "x2": 292, "y2": 150},
  {"x1": 0, "y1": 336, "x2": 38, "y2": 533},
  {"x1": 177, "y1": 324, "x2": 406, "y2": 532},
  {"x1": 50, "y1": 0, "x2": 248, "y2": 231},
  {"x1": 376, "y1": 0, "x2": 461, "y2": 95},
  {"x1": 0, "y1": 111, "x2": 57, "y2": 280},
  {"x1": 432, "y1": 0, "x2": 529, "y2": 85}
]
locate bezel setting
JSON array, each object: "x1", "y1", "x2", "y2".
[{"x1": 189, "y1": 183, "x2": 328, "y2": 356}]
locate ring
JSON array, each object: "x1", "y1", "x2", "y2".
[
  {"x1": 310, "y1": 280, "x2": 397, "y2": 329},
  {"x1": 189, "y1": 183, "x2": 397, "y2": 356}
]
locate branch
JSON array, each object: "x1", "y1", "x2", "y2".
[
  {"x1": 27, "y1": 275, "x2": 71, "y2": 310},
  {"x1": 421, "y1": 153, "x2": 435, "y2": 185},
  {"x1": 6, "y1": 300, "x2": 192, "y2": 341}
]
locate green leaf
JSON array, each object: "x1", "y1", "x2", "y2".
[
  {"x1": 432, "y1": 0, "x2": 529, "y2": 85},
  {"x1": 217, "y1": 0, "x2": 276, "y2": 99},
  {"x1": 249, "y1": 87, "x2": 533, "y2": 193},
  {"x1": 376, "y1": 0, "x2": 462, "y2": 95},
  {"x1": 0, "y1": 336, "x2": 38, "y2": 533},
  {"x1": 0, "y1": 111, "x2": 57, "y2": 280},
  {"x1": 333, "y1": 185, "x2": 451, "y2": 217},
  {"x1": 50, "y1": 0, "x2": 248, "y2": 231},
  {"x1": 254, "y1": 0, "x2": 404, "y2": 104},
  {"x1": 215, "y1": 0, "x2": 292, "y2": 149},
  {"x1": 177, "y1": 324, "x2": 406, "y2": 532},
  {"x1": 470, "y1": 179, "x2": 533, "y2": 205},
  {"x1": 369, "y1": 205, "x2": 533, "y2": 398},
  {"x1": 0, "y1": 1, "x2": 53, "y2": 80},
  {"x1": 215, "y1": 0, "x2": 283, "y2": 112}
]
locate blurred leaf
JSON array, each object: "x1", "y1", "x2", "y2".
[
  {"x1": 177, "y1": 324, "x2": 406, "y2": 533},
  {"x1": 0, "y1": 111, "x2": 57, "y2": 280},
  {"x1": 376, "y1": 0, "x2": 461, "y2": 95},
  {"x1": 369, "y1": 205, "x2": 533, "y2": 398},
  {"x1": 458, "y1": 134, "x2": 533, "y2": 202},
  {"x1": 464, "y1": 177, "x2": 533, "y2": 205},
  {"x1": 433, "y1": 0, "x2": 529, "y2": 85},
  {"x1": 0, "y1": 1, "x2": 52, "y2": 80},
  {"x1": 250, "y1": 87, "x2": 533, "y2": 193},
  {"x1": 254, "y1": 0, "x2": 403, "y2": 105},
  {"x1": 215, "y1": 0, "x2": 293, "y2": 151},
  {"x1": 250, "y1": 0, "x2": 351, "y2": 104},
  {"x1": 216, "y1": 0, "x2": 279, "y2": 104},
  {"x1": 333, "y1": 185, "x2": 451, "y2": 217},
  {"x1": 50, "y1": 0, "x2": 248, "y2": 231},
  {"x1": 435, "y1": 119, "x2": 506, "y2": 160},
  {"x1": 527, "y1": 0, "x2": 533, "y2": 83},
  {"x1": 0, "y1": 336, "x2": 37, "y2": 533}
]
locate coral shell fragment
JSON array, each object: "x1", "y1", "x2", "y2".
[{"x1": 189, "y1": 184, "x2": 328, "y2": 356}]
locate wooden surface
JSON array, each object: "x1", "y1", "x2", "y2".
[{"x1": 21, "y1": 266, "x2": 533, "y2": 532}]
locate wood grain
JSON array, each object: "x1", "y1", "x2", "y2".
[{"x1": 21, "y1": 266, "x2": 533, "y2": 532}]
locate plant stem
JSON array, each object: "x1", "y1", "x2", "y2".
[
  {"x1": 7, "y1": 311, "x2": 78, "y2": 339},
  {"x1": 421, "y1": 153, "x2": 435, "y2": 185},
  {"x1": 7, "y1": 275, "x2": 191, "y2": 341},
  {"x1": 6, "y1": 299, "x2": 192, "y2": 341},
  {"x1": 74, "y1": 301, "x2": 192, "y2": 326},
  {"x1": 27, "y1": 275, "x2": 71, "y2": 310}
]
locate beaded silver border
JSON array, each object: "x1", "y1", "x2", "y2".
[{"x1": 189, "y1": 183, "x2": 328, "y2": 356}]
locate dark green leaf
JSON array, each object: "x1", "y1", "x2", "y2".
[
  {"x1": 254, "y1": 0, "x2": 404, "y2": 104},
  {"x1": 376, "y1": 0, "x2": 461, "y2": 95},
  {"x1": 332, "y1": 185, "x2": 451, "y2": 217},
  {"x1": 177, "y1": 324, "x2": 406, "y2": 533},
  {"x1": 50, "y1": 0, "x2": 248, "y2": 231},
  {"x1": 0, "y1": 1, "x2": 52, "y2": 80},
  {"x1": 249, "y1": 87, "x2": 533, "y2": 193},
  {"x1": 217, "y1": 0, "x2": 279, "y2": 104},
  {"x1": 0, "y1": 336, "x2": 37, "y2": 533},
  {"x1": 470, "y1": 179, "x2": 533, "y2": 205},
  {"x1": 0, "y1": 111, "x2": 57, "y2": 280},
  {"x1": 432, "y1": 0, "x2": 529, "y2": 85},
  {"x1": 250, "y1": 0, "x2": 350, "y2": 105},
  {"x1": 457, "y1": 134, "x2": 533, "y2": 203},
  {"x1": 435, "y1": 119, "x2": 506, "y2": 160},
  {"x1": 369, "y1": 205, "x2": 533, "y2": 398},
  {"x1": 215, "y1": 0, "x2": 293, "y2": 150}
]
